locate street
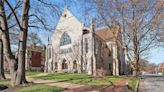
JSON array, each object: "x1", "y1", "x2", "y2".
[{"x1": 139, "y1": 74, "x2": 164, "y2": 92}]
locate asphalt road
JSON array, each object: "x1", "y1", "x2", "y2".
[{"x1": 140, "y1": 74, "x2": 164, "y2": 92}]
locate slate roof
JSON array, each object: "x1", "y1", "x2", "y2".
[{"x1": 95, "y1": 26, "x2": 120, "y2": 42}]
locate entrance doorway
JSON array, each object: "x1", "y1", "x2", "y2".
[{"x1": 62, "y1": 59, "x2": 68, "y2": 69}]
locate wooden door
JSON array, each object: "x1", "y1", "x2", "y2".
[{"x1": 31, "y1": 51, "x2": 41, "y2": 67}]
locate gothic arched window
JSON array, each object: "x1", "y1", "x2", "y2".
[{"x1": 60, "y1": 32, "x2": 71, "y2": 46}]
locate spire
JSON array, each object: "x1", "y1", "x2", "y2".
[
  {"x1": 48, "y1": 36, "x2": 51, "y2": 45},
  {"x1": 64, "y1": 7, "x2": 68, "y2": 12},
  {"x1": 90, "y1": 17, "x2": 94, "y2": 33},
  {"x1": 82, "y1": 23, "x2": 85, "y2": 29}
]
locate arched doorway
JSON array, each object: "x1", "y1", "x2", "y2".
[
  {"x1": 73, "y1": 60, "x2": 77, "y2": 73},
  {"x1": 73, "y1": 60, "x2": 77, "y2": 69},
  {"x1": 62, "y1": 59, "x2": 68, "y2": 69}
]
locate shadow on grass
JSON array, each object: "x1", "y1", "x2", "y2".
[
  {"x1": 126, "y1": 85, "x2": 135, "y2": 92},
  {"x1": 127, "y1": 85, "x2": 134, "y2": 91},
  {"x1": 0, "y1": 85, "x2": 8, "y2": 91}
]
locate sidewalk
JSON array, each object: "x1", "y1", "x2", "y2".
[
  {"x1": 138, "y1": 79, "x2": 144, "y2": 92},
  {"x1": 27, "y1": 77, "x2": 85, "y2": 89}
]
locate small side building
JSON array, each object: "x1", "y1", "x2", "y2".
[{"x1": 25, "y1": 44, "x2": 45, "y2": 71}]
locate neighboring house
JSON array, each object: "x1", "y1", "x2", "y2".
[
  {"x1": 158, "y1": 63, "x2": 164, "y2": 74},
  {"x1": 44, "y1": 9, "x2": 126, "y2": 76},
  {"x1": 25, "y1": 44, "x2": 45, "y2": 71},
  {"x1": 3, "y1": 45, "x2": 45, "y2": 71}
]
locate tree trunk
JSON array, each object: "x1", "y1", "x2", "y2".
[
  {"x1": 0, "y1": 0, "x2": 16, "y2": 85},
  {"x1": 16, "y1": 38, "x2": 28, "y2": 84},
  {"x1": 0, "y1": 0, "x2": 29, "y2": 85},
  {"x1": 132, "y1": 35, "x2": 139, "y2": 77},
  {"x1": 15, "y1": 0, "x2": 30, "y2": 85},
  {"x1": 9, "y1": 59, "x2": 17, "y2": 85},
  {"x1": 0, "y1": 39, "x2": 5, "y2": 80}
]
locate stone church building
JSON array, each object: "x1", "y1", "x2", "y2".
[{"x1": 44, "y1": 9, "x2": 127, "y2": 76}]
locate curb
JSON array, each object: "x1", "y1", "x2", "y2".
[{"x1": 135, "y1": 78, "x2": 140, "y2": 92}]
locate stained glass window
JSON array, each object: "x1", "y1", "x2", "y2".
[{"x1": 60, "y1": 32, "x2": 71, "y2": 46}]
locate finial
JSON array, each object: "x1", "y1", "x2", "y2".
[
  {"x1": 82, "y1": 23, "x2": 85, "y2": 29},
  {"x1": 48, "y1": 36, "x2": 49, "y2": 42},
  {"x1": 64, "y1": 7, "x2": 67, "y2": 10},
  {"x1": 90, "y1": 17, "x2": 94, "y2": 33},
  {"x1": 48, "y1": 36, "x2": 50, "y2": 45}
]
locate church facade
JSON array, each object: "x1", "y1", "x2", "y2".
[{"x1": 44, "y1": 9, "x2": 127, "y2": 76}]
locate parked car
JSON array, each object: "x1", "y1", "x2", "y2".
[{"x1": 158, "y1": 72, "x2": 163, "y2": 75}]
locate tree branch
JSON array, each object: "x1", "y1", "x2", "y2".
[
  {"x1": 7, "y1": 0, "x2": 23, "y2": 20},
  {"x1": 4, "y1": 0, "x2": 22, "y2": 30}
]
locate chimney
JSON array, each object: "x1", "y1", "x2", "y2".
[{"x1": 90, "y1": 17, "x2": 94, "y2": 33}]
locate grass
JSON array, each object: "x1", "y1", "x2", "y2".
[
  {"x1": 127, "y1": 77, "x2": 138, "y2": 90},
  {"x1": 34, "y1": 73, "x2": 124, "y2": 87},
  {"x1": 34, "y1": 73, "x2": 90, "y2": 81},
  {"x1": 5, "y1": 71, "x2": 42, "y2": 77},
  {"x1": 0, "y1": 72, "x2": 129, "y2": 91},
  {"x1": 105, "y1": 76, "x2": 125, "y2": 84},
  {"x1": 70, "y1": 78, "x2": 111, "y2": 87},
  {"x1": 25, "y1": 71, "x2": 42, "y2": 77},
  {"x1": 14, "y1": 84, "x2": 64, "y2": 92},
  {"x1": 0, "y1": 80, "x2": 10, "y2": 86},
  {"x1": 0, "y1": 80, "x2": 64, "y2": 92},
  {"x1": 0, "y1": 80, "x2": 10, "y2": 92}
]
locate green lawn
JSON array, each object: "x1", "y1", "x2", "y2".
[
  {"x1": 5, "y1": 71, "x2": 42, "y2": 77},
  {"x1": 0, "y1": 80, "x2": 10, "y2": 85},
  {"x1": 0, "y1": 80, "x2": 10, "y2": 92},
  {"x1": 0, "y1": 80, "x2": 64, "y2": 92},
  {"x1": 105, "y1": 76, "x2": 125, "y2": 84},
  {"x1": 34, "y1": 73, "x2": 90, "y2": 81},
  {"x1": 34, "y1": 73, "x2": 124, "y2": 87},
  {"x1": 25, "y1": 71, "x2": 42, "y2": 77},
  {"x1": 127, "y1": 77, "x2": 138, "y2": 90},
  {"x1": 14, "y1": 84, "x2": 64, "y2": 92}
]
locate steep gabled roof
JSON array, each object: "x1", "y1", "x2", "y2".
[
  {"x1": 55, "y1": 8, "x2": 83, "y2": 32},
  {"x1": 95, "y1": 25, "x2": 120, "y2": 42}
]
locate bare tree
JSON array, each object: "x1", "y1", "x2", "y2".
[
  {"x1": 82, "y1": 0, "x2": 163, "y2": 76},
  {"x1": 117, "y1": 0, "x2": 163, "y2": 76},
  {"x1": 0, "y1": 35, "x2": 5, "y2": 80},
  {"x1": 0, "y1": 0, "x2": 30, "y2": 85},
  {"x1": 27, "y1": 32, "x2": 42, "y2": 46},
  {"x1": 0, "y1": 0, "x2": 65, "y2": 85}
]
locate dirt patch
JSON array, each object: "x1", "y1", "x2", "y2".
[
  {"x1": 91, "y1": 77, "x2": 105, "y2": 80},
  {"x1": 63, "y1": 86, "x2": 99, "y2": 92}
]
